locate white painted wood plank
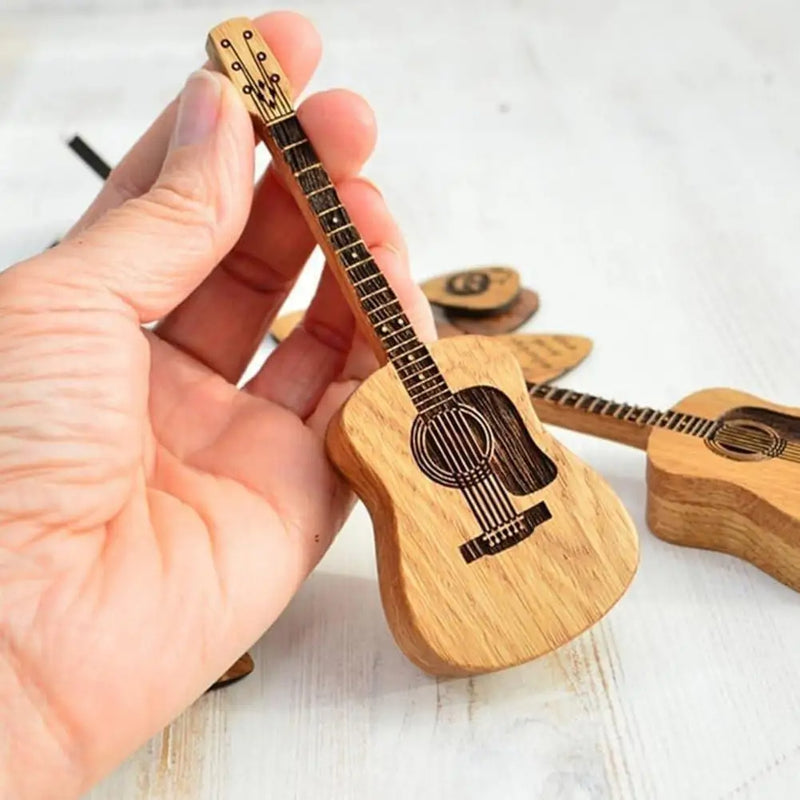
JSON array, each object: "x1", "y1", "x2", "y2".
[{"x1": 1, "y1": 1, "x2": 798, "y2": 798}]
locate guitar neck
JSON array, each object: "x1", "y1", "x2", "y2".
[
  {"x1": 527, "y1": 383, "x2": 719, "y2": 451},
  {"x1": 206, "y1": 19, "x2": 451, "y2": 414}
]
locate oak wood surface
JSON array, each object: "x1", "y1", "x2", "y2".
[
  {"x1": 529, "y1": 384, "x2": 800, "y2": 591},
  {"x1": 647, "y1": 389, "x2": 800, "y2": 592},
  {"x1": 7, "y1": 2, "x2": 800, "y2": 798},
  {"x1": 326, "y1": 335, "x2": 638, "y2": 675}
]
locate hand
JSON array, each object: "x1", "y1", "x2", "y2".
[{"x1": 0, "y1": 12, "x2": 434, "y2": 797}]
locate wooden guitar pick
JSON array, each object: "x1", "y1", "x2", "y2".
[
  {"x1": 495, "y1": 334, "x2": 592, "y2": 384},
  {"x1": 270, "y1": 309, "x2": 304, "y2": 342},
  {"x1": 446, "y1": 288, "x2": 540, "y2": 335},
  {"x1": 207, "y1": 652, "x2": 254, "y2": 691},
  {"x1": 421, "y1": 266, "x2": 520, "y2": 314}
]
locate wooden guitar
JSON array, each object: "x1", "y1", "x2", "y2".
[
  {"x1": 208, "y1": 19, "x2": 638, "y2": 676},
  {"x1": 528, "y1": 384, "x2": 800, "y2": 592}
]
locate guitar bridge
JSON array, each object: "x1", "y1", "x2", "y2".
[{"x1": 460, "y1": 501, "x2": 552, "y2": 564}]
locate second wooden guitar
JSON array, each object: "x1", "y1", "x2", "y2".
[
  {"x1": 208, "y1": 18, "x2": 638, "y2": 676},
  {"x1": 529, "y1": 383, "x2": 800, "y2": 591}
]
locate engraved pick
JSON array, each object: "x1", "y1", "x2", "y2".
[
  {"x1": 446, "y1": 288, "x2": 540, "y2": 335},
  {"x1": 421, "y1": 265, "x2": 521, "y2": 314}
]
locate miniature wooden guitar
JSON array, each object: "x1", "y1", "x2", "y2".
[
  {"x1": 208, "y1": 19, "x2": 638, "y2": 676},
  {"x1": 529, "y1": 384, "x2": 800, "y2": 592}
]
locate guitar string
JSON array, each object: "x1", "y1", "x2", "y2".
[
  {"x1": 427, "y1": 413, "x2": 501, "y2": 536},
  {"x1": 224, "y1": 31, "x2": 541, "y2": 530},
  {"x1": 435, "y1": 409, "x2": 520, "y2": 534},
  {"x1": 432, "y1": 411, "x2": 510, "y2": 531},
  {"x1": 529, "y1": 385, "x2": 798, "y2": 459},
  {"x1": 436, "y1": 408, "x2": 518, "y2": 525},
  {"x1": 433, "y1": 406, "x2": 521, "y2": 536},
  {"x1": 244, "y1": 35, "x2": 293, "y2": 117}
]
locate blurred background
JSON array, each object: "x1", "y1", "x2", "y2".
[{"x1": 1, "y1": 1, "x2": 799, "y2": 798}]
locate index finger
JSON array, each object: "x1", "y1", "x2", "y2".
[{"x1": 65, "y1": 11, "x2": 322, "y2": 236}]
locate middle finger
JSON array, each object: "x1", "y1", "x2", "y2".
[{"x1": 155, "y1": 88, "x2": 377, "y2": 383}]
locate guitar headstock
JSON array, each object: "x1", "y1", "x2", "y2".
[{"x1": 206, "y1": 18, "x2": 295, "y2": 126}]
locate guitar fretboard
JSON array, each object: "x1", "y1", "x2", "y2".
[
  {"x1": 528, "y1": 383, "x2": 720, "y2": 440},
  {"x1": 207, "y1": 21, "x2": 452, "y2": 416}
]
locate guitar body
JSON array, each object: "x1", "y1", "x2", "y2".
[
  {"x1": 647, "y1": 388, "x2": 800, "y2": 591},
  {"x1": 327, "y1": 336, "x2": 639, "y2": 676}
]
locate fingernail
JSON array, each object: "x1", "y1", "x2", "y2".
[{"x1": 172, "y1": 70, "x2": 222, "y2": 148}]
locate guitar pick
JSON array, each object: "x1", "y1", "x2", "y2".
[
  {"x1": 495, "y1": 334, "x2": 593, "y2": 384},
  {"x1": 421, "y1": 265, "x2": 520, "y2": 314},
  {"x1": 446, "y1": 288, "x2": 540, "y2": 335},
  {"x1": 207, "y1": 652, "x2": 254, "y2": 691}
]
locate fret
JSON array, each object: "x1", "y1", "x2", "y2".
[
  {"x1": 385, "y1": 328, "x2": 419, "y2": 353},
  {"x1": 544, "y1": 386, "x2": 562, "y2": 401},
  {"x1": 696, "y1": 418, "x2": 713, "y2": 436},
  {"x1": 305, "y1": 183, "x2": 335, "y2": 198},
  {"x1": 705, "y1": 421, "x2": 722, "y2": 440},
  {"x1": 364, "y1": 298, "x2": 400, "y2": 321},
  {"x1": 407, "y1": 378, "x2": 450, "y2": 402},
  {"x1": 396, "y1": 355, "x2": 438, "y2": 379},
  {"x1": 684, "y1": 416, "x2": 704, "y2": 436},
  {"x1": 282, "y1": 142, "x2": 320, "y2": 174},
  {"x1": 353, "y1": 274, "x2": 386, "y2": 295},
  {"x1": 337, "y1": 242, "x2": 371, "y2": 262},
  {"x1": 391, "y1": 343, "x2": 429, "y2": 367},
  {"x1": 405, "y1": 372, "x2": 445, "y2": 394},
  {"x1": 268, "y1": 115, "x2": 305, "y2": 148},
  {"x1": 347, "y1": 260, "x2": 381, "y2": 283},
  {"x1": 613, "y1": 404, "x2": 632, "y2": 420},
  {"x1": 637, "y1": 408, "x2": 656, "y2": 425},
  {"x1": 283, "y1": 137, "x2": 310, "y2": 150},
  {"x1": 558, "y1": 391, "x2": 577, "y2": 406},
  {"x1": 330, "y1": 227, "x2": 361, "y2": 251},
  {"x1": 360, "y1": 285, "x2": 394, "y2": 304},
  {"x1": 327, "y1": 221, "x2": 356, "y2": 238},
  {"x1": 620, "y1": 406, "x2": 638, "y2": 421},
  {"x1": 576, "y1": 394, "x2": 596, "y2": 410},
  {"x1": 587, "y1": 397, "x2": 605, "y2": 413},
  {"x1": 372, "y1": 308, "x2": 407, "y2": 329},
  {"x1": 418, "y1": 393, "x2": 454, "y2": 415},
  {"x1": 602, "y1": 402, "x2": 619, "y2": 416},
  {"x1": 658, "y1": 411, "x2": 675, "y2": 428},
  {"x1": 307, "y1": 187, "x2": 340, "y2": 213},
  {"x1": 531, "y1": 384, "x2": 550, "y2": 398},
  {"x1": 297, "y1": 166, "x2": 331, "y2": 195},
  {"x1": 318, "y1": 207, "x2": 350, "y2": 234},
  {"x1": 667, "y1": 413, "x2": 683, "y2": 430}
]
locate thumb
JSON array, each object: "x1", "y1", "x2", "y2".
[{"x1": 55, "y1": 69, "x2": 255, "y2": 322}]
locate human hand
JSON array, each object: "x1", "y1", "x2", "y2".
[{"x1": 0, "y1": 12, "x2": 434, "y2": 797}]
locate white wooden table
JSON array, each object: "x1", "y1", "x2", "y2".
[{"x1": 2, "y1": 1, "x2": 800, "y2": 797}]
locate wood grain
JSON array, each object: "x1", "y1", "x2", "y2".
[
  {"x1": 326, "y1": 335, "x2": 638, "y2": 675},
  {"x1": 421, "y1": 266, "x2": 520, "y2": 314},
  {"x1": 529, "y1": 384, "x2": 800, "y2": 592},
  {"x1": 19, "y1": 4, "x2": 800, "y2": 798},
  {"x1": 496, "y1": 333, "x2": 593, "y2": 384},
  {"x1": 647, "y1": 388, "x2": 800, "y2": 592},
  {"x1": 446, "y1": 288, "x2": 540, "y2": 334}
]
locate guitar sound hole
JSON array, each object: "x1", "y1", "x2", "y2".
[{"x1": 708, "y1": 421, "x2": 781, "y2": 462}]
